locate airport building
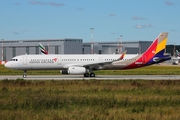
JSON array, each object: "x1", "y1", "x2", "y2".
[
  {"x1": 83, "y1": 41, "x2": 152, "y2": 54},
  {"x1": 0, "y1": 38, "x2": 152, "y2": 62},
  {"x1": 0, "y1": 38, "x2": 82, "y2": 62}
]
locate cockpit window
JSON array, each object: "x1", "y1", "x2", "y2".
[{"x1": 11, "y1": 59, "x2": 18, "y2": 61}]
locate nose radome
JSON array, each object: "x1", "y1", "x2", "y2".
[{"x1": 4, "y1": 62, "x2": 11, "y2": 68}]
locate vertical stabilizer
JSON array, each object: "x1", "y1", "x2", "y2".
[
  {"x1": 143, "y1": 32, "x2": 168, "y2": 62},
  {"x1": 39, "y1": 43, "x2": 48, "y2": 55},
  {"x1": 123, "y1": 32, "x2": 170, "y2": 69}
]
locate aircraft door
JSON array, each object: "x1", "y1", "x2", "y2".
[
  {"x1": 23, "y1": 55, "x2": 28, "y2": 65},
  {"x1": 57, "y1": 56, "x2": 61, "y2": 65},
  {"x1": 99, "y1": 57, "x2": 103, "y2": 62}
]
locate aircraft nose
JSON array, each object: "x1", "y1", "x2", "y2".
[{"x1": 4, "y1": 62, "x2": 11, "y2": 68}]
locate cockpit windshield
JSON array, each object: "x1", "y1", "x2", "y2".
[{"x1": 11, "y1": 59, "x2": 18, "y2": 61}]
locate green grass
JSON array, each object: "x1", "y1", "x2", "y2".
[
  {"x1": 0, "y1": 80, "x2": 180, "y2": 120},
  {"x1": 1, "y1": 64, "x2": 180, "y2": 75}
]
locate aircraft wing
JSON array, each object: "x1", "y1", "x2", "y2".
[
  {"x1": 63, "y1": 50, "x2": 127, "y2": 69},
  {"x1": 83, "y1": 50, "x2": 127, "y2": 67}
]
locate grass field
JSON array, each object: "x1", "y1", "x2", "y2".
[
  {"x1": 0, "y1": 65, "x2": 180, "y2": 120},
  {"x1": 0, "y1": 80, "x2": 180, "y2": 120}
]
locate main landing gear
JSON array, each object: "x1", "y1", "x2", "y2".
[
  {"x1": 84, "y1": 72, "x2": 95, "y2": 77},
  {"x1": 84, "y1": 68, "x2": 96, "y2": 77}
]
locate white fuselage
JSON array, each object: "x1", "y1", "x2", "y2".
[{"x1": 5, "y1": 54, "x2": 139, "y2": 70}]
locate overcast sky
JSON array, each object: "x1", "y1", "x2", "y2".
[{"x1": 0, "y1": 0, "x2": 180, "y2": 44}]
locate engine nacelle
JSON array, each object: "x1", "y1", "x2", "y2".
[{"x1": 61, "y1": 67, "x2": 86, "y2": 75}]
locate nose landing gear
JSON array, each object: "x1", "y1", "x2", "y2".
[{"x1": 23, "y1": 70, "x2": 27, "y2": 78}]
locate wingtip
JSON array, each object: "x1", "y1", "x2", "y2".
[{"x1": 119, "y1": 50, "x2": 127, "y2": 60}]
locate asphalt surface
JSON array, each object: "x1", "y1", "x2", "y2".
[{"x1": 0, "y1": 75, "x2": 180, "y2": 80}]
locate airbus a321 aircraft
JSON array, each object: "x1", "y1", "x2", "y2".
[{"x1": 5, "y1": 32, "x2": 171, "y2": 78}]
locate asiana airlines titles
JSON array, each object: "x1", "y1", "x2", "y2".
[{"x1": 29, "y1": 58, "x2": 56, "y2": 64}]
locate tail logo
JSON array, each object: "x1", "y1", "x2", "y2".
[
  {"x1": 53, "y1": 58, "x2": 57, "y2": 62},
  {"x1": 39, "y1": 43, "x2": 48, "y2": 55}
]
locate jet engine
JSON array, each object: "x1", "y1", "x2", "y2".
[{"x1": 61, "y1": 66, "x2": 86, "y2": 75}]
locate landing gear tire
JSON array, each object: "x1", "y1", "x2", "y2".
[
  {"x1": 90, "y1": 73, "x2": 95, "y2": 77},
  {"x1": 84, "y1": 73, "x2": 89, "y2": 77},
  {"x1": 23, "y1": 70, "x2": 27, "y2": 78},
  {"x1": 23, "y1": 75, "x2": 26, "y2": 78}
]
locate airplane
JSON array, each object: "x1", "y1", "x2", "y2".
[
  {"x1": 175, "y1": 50, "x2": 180, "y2": 58},
  {"x1": 39, "y1": 43, "x2": 48, "y2": 55},
  {"x1": 4, "y1": 32, "x2": 171, "y2": 78},
  {"x1": 171, "y1": 50, "x2": 180, "y2": 65}
]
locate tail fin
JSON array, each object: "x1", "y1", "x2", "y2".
[
  {"x1": 120, "y1": 32, "x2": 170, "y2": 69},
  {"x1": 176, "y1": 50, "x2": 180, "y2": 57},
  {"x1": 142, "y1": 32, "x2": 169, "y2": 63},
  {"x1": 39, "y1": 43, "x2": 48, "y2": 55}
]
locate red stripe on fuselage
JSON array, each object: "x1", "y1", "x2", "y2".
[{"x1": 122, "y1": 39, "x2": 158, "y2": 69}]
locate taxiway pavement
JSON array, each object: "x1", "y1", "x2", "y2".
[{"x1": 0, "y1": 75, "x2": 180, "y2": 80}]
